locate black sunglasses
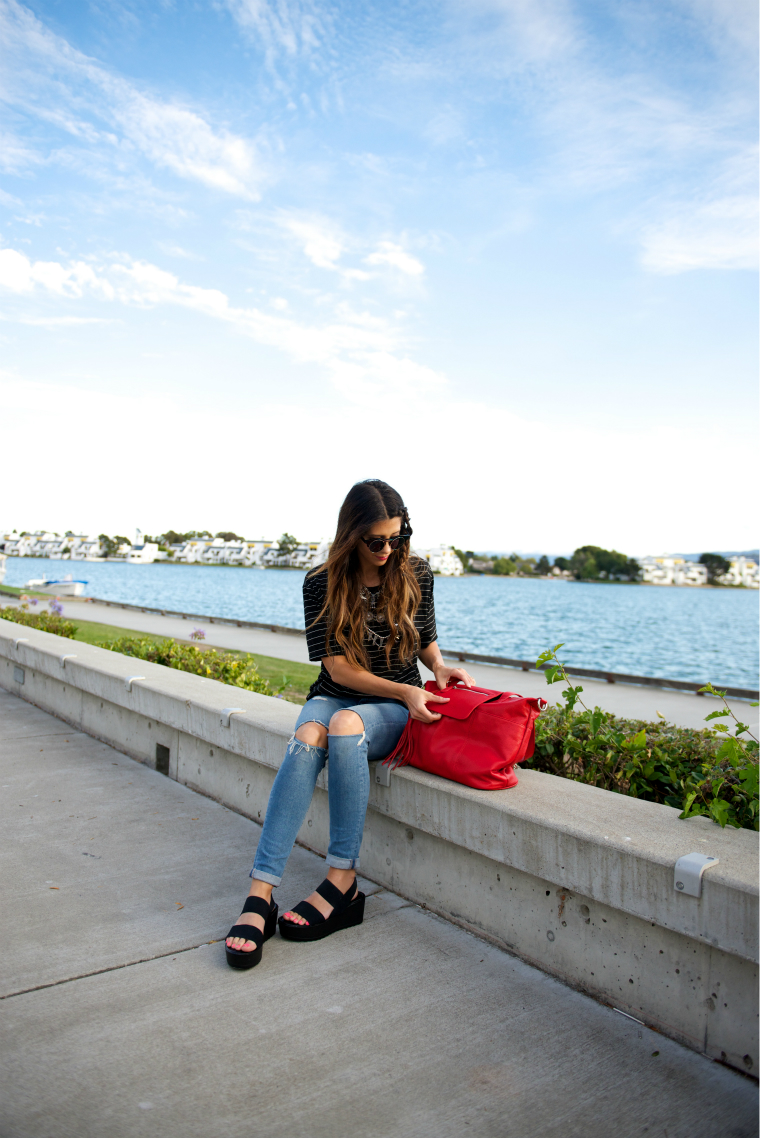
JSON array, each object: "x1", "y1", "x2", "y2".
[{"x1": 359, "y1": 534, "x2": 411, "y2": 554}]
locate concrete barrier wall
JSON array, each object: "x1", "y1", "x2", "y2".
[{"x1": 2, "y1": 618, "x2": 757, "y2": 1075}]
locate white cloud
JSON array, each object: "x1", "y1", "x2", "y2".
[
  {"x1": 109, "y1": 88, "x2": 262, "y2": 198},
  {"x1": 365, "y1": 241, "x2": 424, "y2": 276},
  {"x1": 0, "y1": 0, "x2": 265, "y2": 198},
  {"x1": 640, "y1": 193, "x2": 758, "y2": 273},
  {"x1": 0, "y1": 245, "x2": 443, "y2": 402},
  {"x1": 223, "y1": 0, "x2": 330, "y2": 69},
  {"x1": 284, "y1": 217, "x2": 343, "y2": 269},
  {"x1": 280, "y1": 215, "x2": 372, "y2": 280},
  {"x1": 0, "y1": 247, "x2": 114, "y2": 297}
]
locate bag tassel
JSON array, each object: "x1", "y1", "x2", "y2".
[{"x1": 383, "y1": 718, "x2": 415, "y2": 770}]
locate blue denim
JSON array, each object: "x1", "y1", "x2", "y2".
[{"x1": 251, "y1": 696, "x2": 409, "y2": 886}]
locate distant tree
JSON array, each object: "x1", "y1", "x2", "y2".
[
  {"x1": 98, "y1": 533, "x2": 117, "y2": 557},
  {"x1": 492, "y1": 557, "x2": 516, "y2": 576},
  {"x1": 215, "y1": 531, "x2": 244, "y2": 543},
  {"x1": 536, "y1": 555, "x2": 550, "y2": 575},
  {"x1": 114, "y1": 535, "x2": 129, "y2": 548},
  {"x1": 570, "y1": 545, "x2": 640, "y2": 581},
  {"x1": 453, "y1": 548, "x2": 473, "y2": 571},
  {"x1": 277, "y1": 533, "x2": 299, "y2": 555},
  {"x1": 699, "y1": 553, "x2": 731, "y2": 584},
  {"x1": 553, "y1": 556, "x2": 571, "y2": 572}
]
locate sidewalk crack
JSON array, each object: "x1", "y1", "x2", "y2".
[{"x1": 0, "y1": 939, "x2": 218, "y2": 1000}]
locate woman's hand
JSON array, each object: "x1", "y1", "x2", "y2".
[
  {"x1": 404, "y1": 685, "x2": 450, "y2": 723},
  {"x1": 432, "y1": 662, "x2": 476, "y2": 691}
]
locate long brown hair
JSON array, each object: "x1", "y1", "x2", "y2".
[{"x1": 309, "y1": 479, "x2": 422, "y2": 670}]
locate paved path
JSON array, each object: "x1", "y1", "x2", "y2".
[
  {"x1": 1, "y1": 687, "x2": 756, "y2": 1138},
  {"x1": 5, "y1": 593, "x2": 757, "y2": 732}
]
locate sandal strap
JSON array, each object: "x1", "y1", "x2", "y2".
[
  {"x1": 242, "y1": 895, "x2": 273, "y2": 919},
  {"x1": 315, "y1": 877, "x2": 355, "y2": 911},
  {"x1": 289, "y1": 899, "x2": 325, "y2": 925},
  {"x1": 226, "y1": 922, "x2": 264, "y2": 947}
]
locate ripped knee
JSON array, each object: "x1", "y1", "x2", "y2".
[
  {"x1": 328, "y1": 710, "x2": 365, "y2": 736},
  {"x1": 295, "y1": 721, "x2": 328, "y2": 748}
]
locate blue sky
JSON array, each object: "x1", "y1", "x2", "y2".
[{"x1": 0, "y1": 0, "x2": 757, "y2": 553}]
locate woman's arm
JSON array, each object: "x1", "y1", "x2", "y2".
[
  {"x1": 418, "y1": 642, "x2": 475, "y2": 691},
  {"x1": 322, "y1": 656, "x2": 450, "y2": 723}
]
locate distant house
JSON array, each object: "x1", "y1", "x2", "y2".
[
  {"x1": 718, "y1": 557, "x2": 759, "y2": 589},
  {"x1": 173, "y1": 539, "x2": 212, "y2": 564},
  {"x1": 2, "y1": 532, "x2": 45, "y2": 557},
  {"x1": 125, "y1": 542, "x2": 159, "y2": 564},
  {"x1": 469, "y1": 558, "x2": 495, "y2": 574},
  {"x1": 70, "y1": 536, "x2": 106, "y2": 561},
  {"x1": 414, "y1": 546, "x2": 465, "y2": 576},
  {"x1": 638, "y1": 556, "x2": 708, "y2": 586}
]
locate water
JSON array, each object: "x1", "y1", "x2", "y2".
[{"x1": 5, "y1": 559, "x2": 758, "y2": 688}]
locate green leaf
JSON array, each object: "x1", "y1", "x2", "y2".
[
  {"x1": 704, "y1": 709, "x2": 730, "y2": 721},
  {"x1": 678, "y1": 791, "x2": 698, "y2": 819},
  {"x1": 709, "y1": 799, "x2": 731, "y2": 828},
  {"x1": 739, "y1": 765, "x2": 760, "y2": 796}
]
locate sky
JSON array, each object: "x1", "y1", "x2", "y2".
[{"x1": 0, "y1": 0, "x2": 757, "y2": 555}]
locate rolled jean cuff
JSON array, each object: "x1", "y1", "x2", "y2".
[
  {"x1": 326, "y1": 854, "x2": 360, "y2": 870},
  {"x1": 250, "y1": 869, "x2": 282, "y2": 886}
]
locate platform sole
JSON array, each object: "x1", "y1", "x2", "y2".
[
  {"x1": 278, "y1": 892, "x2": 366, "y2": 942},
  {"x1": 225, "y1": 904, "x2": 278, "y2": 970}
]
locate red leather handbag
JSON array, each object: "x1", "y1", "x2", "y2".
[{"x1": 384, "y1": 680, "x2": 547, "y2": 790}]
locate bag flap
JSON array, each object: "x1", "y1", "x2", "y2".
[{"x1": 423, "y1": 680, "x2": 500, "y2": 720}]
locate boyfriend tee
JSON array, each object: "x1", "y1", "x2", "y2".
[{"x1": 303, "y1": 558, "x2": 437, "y2": 700}]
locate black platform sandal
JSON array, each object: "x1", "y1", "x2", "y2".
[
  {"x1": 278, "y1": 877, "x2": 365, "y2": 943},
  {"x1": 225, "y1": 895, "x2": 279, "y2": 970}
]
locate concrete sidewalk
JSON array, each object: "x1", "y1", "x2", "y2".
[
  {"x1": 7, "y1": 592, "x2": 756, "y2": 732},
  {"x1": 1, "y1": 688, "x2": 757, "y2": 1138}
]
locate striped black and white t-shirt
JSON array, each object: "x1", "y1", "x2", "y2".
[{"x1": 303, "y1": 559, "x2": 437, "y2": 701}]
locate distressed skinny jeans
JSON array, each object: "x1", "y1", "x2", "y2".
[{"x1": 251, "y1": 695, "x2": 409, "y2": 886}]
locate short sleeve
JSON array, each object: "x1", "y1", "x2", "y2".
[
  {"x1": 303, "y1": 570, "x2": 340, "y2": 662},
  {"x1": 416, "y1": 561, "x2": 438, "y2": 650}
]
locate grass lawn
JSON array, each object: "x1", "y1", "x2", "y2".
[
  {"x1": 0, "y1": 585, "x2": 51, "y2": 599},
  {"x1": 69, "y1": 617, "x2": 319, "y2": 704}
]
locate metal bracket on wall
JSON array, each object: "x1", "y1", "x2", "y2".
[
  {"x1": 220, "y1": 707, "x2": 246, "y2": 728},
  {"x1": 13, "y1": 637, "x2": 29, "y2": 650},
  {"x1": 374, "y1": 761, "x2": 392, "y2": 787},
  {"x1": 59, "y1": 655, "x2": 78, "y2": 669},
  {"x1": 124, "y1": 675, "x2": 146, "y2": 693},
  {"x1": 674, "y1": 852, "x2": 719, "y2": 898}
]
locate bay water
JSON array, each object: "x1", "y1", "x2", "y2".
[{"x1": 5, "y1": 558, "x2": 758, "y2": 689}]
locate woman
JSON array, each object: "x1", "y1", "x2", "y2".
[{"x1": 225, "y1": 478, "x2": 474, "y2": 968}]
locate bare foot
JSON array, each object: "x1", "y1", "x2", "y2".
[
  {"x1": 281, "y1": 868, "x2": 357, "y2": 927},
  {"x1": 226, "y1": 881, "x2": 273, "y2": 953}
]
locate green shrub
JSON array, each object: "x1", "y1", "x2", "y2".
[
  {"x1": 0, "y1": 605, "x2": 78, "y2": 639},
  {"x1": 532, "y1": 646, "x2": 759, "y2": 831},
  {"x1": 101, "y1": 636, "x2": 283, "y2": 697}
]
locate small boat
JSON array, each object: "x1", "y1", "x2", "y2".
[{"x1": 24, "y1": 574, "x2": 88, "y2": 597}]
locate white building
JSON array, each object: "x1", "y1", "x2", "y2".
[
  {"x1": 638, "y1": 556, "x2": 708, "y2": 587},
  {"x1": 125, "y1": 542, "x2": 159, "y2": 564},
  {"x1": 1, "y1": 531, "x2": 94, "y2": 559},
  {"x1": 262, "y1": 540, "x2": 330, "y2": 569},
  {"x1": 414, "y1": 546, "x2": 465, "y2": 576},
  {"x1": 71, "y1": 537, "x2": 106, "y2": 561},
  {"x1": 718, "y1": 557, "x2": 759, "y2": 589}
]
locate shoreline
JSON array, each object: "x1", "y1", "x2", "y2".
[{"x1": 2, "y1": 563, "x2": 754, "y2": 590}]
